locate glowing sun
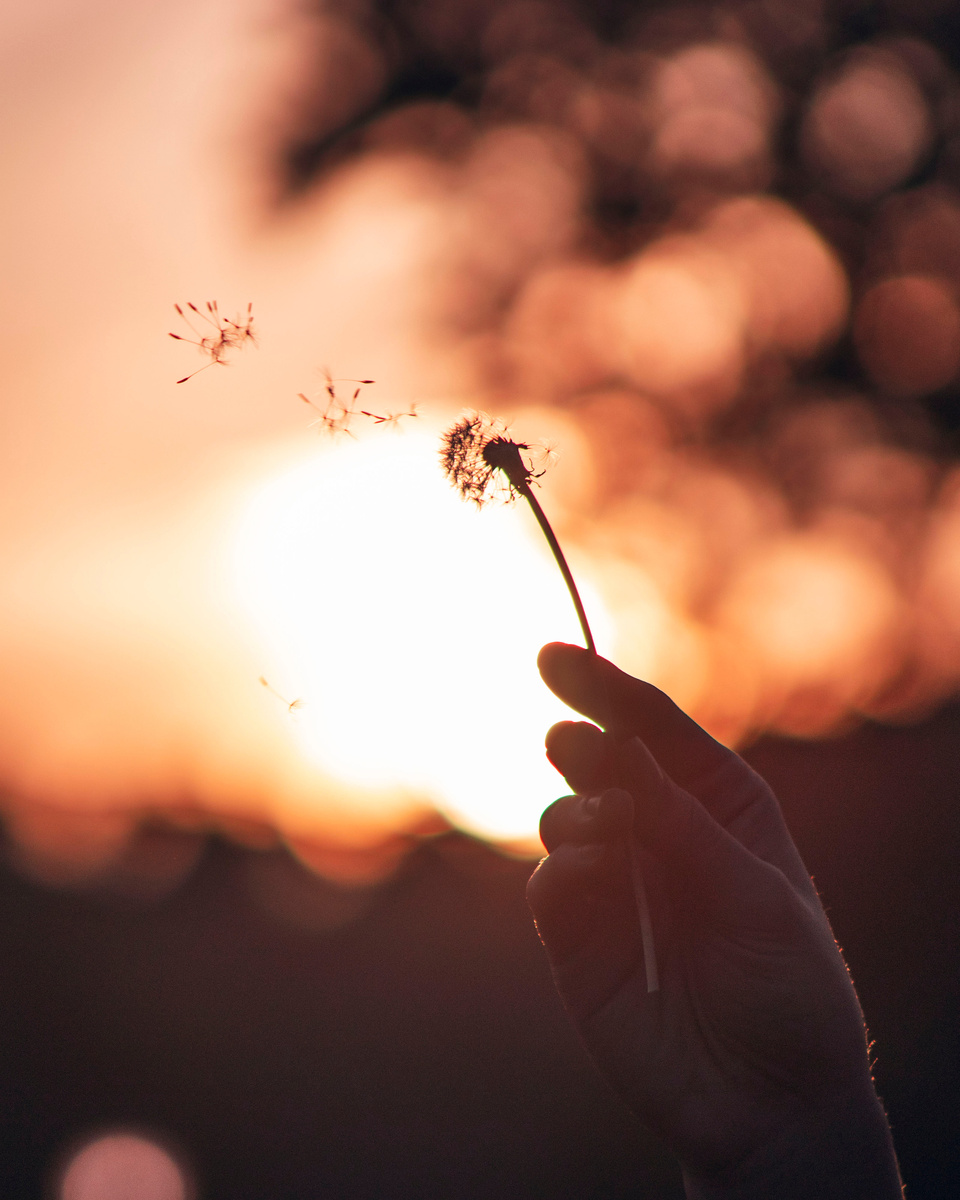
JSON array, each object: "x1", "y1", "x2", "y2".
[{"x1": 229, "y1": 428, "x2": 608, "y2": 847}]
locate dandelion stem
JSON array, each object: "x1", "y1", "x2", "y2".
[
  {"x1": 630, "y1": 841, "x2": 660, "y2": 993},
  {"x1": 520, "y1": 477, "x2": 658, "y2": 990},
  {"x1": 515, "y1": 480, "x2": 596, "y2": 654},
  {"x1": 439, "y1": 413, "x2": 658, "y2": 992}
]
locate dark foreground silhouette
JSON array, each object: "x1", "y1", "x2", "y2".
[
  {"x1": 529, "y1": 642, "x2": 904, "y2": 1199},
  {"x1": 2, "y1": 659, "x2": 959, "y2": 1196}
]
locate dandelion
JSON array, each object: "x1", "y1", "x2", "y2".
[
  {"x1": 439, "y1": 410, "x2": 659, "y2": 993},
  {"x1": 169, "y1": 301, "x2": 257, "y2": 383},
  {"x1": 439, "y1": 412, "x2": 595, "y2": 653}
]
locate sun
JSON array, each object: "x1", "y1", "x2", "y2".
[{"x1": 229, "y1": 427, "x2": 609, "y2": 848}]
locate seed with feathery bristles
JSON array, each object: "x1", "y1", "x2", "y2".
[{"x1": 439, "y1": 413, "x2": 540, "y2": 508}]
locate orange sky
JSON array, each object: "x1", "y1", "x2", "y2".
[{"x1": 4, "y1": 0, "x2": 960, "y2": 883}]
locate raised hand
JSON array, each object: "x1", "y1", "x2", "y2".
[{"x1": 527, "y1": 643, "x2": 902, "y2": 1200}]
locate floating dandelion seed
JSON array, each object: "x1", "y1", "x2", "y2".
[
  {"x1": 299, "y1": 391, "x2": 357, "y2": 438},
  {"x1": 359, "y1": 401, "x2": 420, "y2": 428},
  {"x1": 169, "y1": 301, "x2": 257, "y2": 383},
  {"x1": 439, "y1": 411, "x2": 659, "y2": 993},
  {"x1": 319, "y1": 368, "x2": 376, "y2": 400},
  {"x1": 299, "y1": 371, "x2": 376, "y2": 437},
  {"x1": 298, "y1": 375, "x2": 417, "y2": 436},
  {"x1": 258, "y1": 675, "x2": 305, "y2": 714}
]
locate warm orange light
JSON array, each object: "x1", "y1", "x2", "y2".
[
  {"x1": 614, "y1": 240, "x2": 746, "y2": 404},
  {"x1": 651, "y1": 43, "x2": 777, "y2": 182},
  {"x1": 703, "y1": 196, "x2": 850, "y2": 359},
  {"x1": 230, "y1": 429, "x2": 611, "y2": 848},
  {"x1": 854, "y1": 274, "x2": 960, "y2": 396},
  {"x1": 717, "y1": 533, "x2": 903, "y2": 727},
  {"x1": 5, "y1": 0, "x2": 960, "y2": 885}
]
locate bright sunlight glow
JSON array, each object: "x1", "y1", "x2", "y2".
[{"x1": 230, "y1": 429, "x2": 610, "y2": 846}]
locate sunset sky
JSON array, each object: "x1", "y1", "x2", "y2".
[{"x1": 4, "y1": 0, "x2": 960, "y2": 883}]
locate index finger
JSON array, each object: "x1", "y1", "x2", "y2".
[{"x1": 537, "y1": 642, "x2": 736, "y2": 797}]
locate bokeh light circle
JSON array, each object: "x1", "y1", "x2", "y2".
[
  {"x1": 801, "y1": 53, "x2": 932, "y2": 201},
  {"x1": 57, "y1": 1131, "x2": 191, "y2": 1200},
  {"x1": 854, "y1": 274, "x2": 960, "y2": 395}
]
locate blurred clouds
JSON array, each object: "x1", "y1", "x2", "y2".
[{"x1": 5, "y1": 0, "x2": 960, "y2": 880}]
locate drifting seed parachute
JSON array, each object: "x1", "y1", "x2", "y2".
[
  {"x1": 298, "y1": 376, "x2": 420, "y2": 438},
  {"x1": 168, "y1": 301, "x2": 257, "y2": 384}
]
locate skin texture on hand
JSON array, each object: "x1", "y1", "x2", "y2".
[{"x1": 527, "y1": 643, "x2": 903, "y2": 1199}]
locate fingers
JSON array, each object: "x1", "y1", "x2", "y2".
[
  {"x1": 617, "y1": 736, "x2": 788, "y2": 925},
  {"x1": 526, "y1": 839, "x2": 634, "y2": 969},
  {"x1": 538, "y1": 642, "x2": 741, "y2": 799},
  {"x1": 544, "y1": 720, "x2": 615, "y2": 793},
  {"x1": 540, "y1": 645, "x2": 814, "y2": 892},
  {"x1": 527, "y1": 841, "x2": 611, "y2": 918},
  {"x1": 540, "y1": 731, "x2": 766, "y2": 919},
  {"x1": 532, "y1": 788, "x2": 639, "y2": 974},
  {"x1": 539, "y1": 787, "x2": 634, "y2": 853}
]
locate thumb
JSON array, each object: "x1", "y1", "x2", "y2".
[{"x1": 619, "y1": 737, "x2": 788, "y2": 926}]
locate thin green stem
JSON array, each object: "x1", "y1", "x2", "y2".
[{"x1": 516, "y1": 480, "x2": 596, "y2": 654}]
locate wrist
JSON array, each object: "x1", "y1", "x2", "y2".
[{"x1": 681, "y1": 1083, "x2": 903, "y2": 1200}]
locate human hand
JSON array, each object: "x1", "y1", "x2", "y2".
[{"x1": 527, "y1": 643, "x2": 902, "y2": 1199}]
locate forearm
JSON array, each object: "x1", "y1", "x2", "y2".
[{"x1": 681, "y1": 1085, "x2": 903, "y2": 1200}]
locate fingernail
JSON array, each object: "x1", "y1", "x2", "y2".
[
  {"x1": 578, "y1": 843, "x2": 604, "y2": 864},
  {"x1": 582, "y1": 794, "x2": 601, "y2": 816}
]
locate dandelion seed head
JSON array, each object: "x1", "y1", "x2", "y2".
[
  {"x1": 437, "y1": 411, "x2": 594, "y2": 651},
  {"x1": 439, "y1": 412, "x2": 541, "y2": 507}
]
